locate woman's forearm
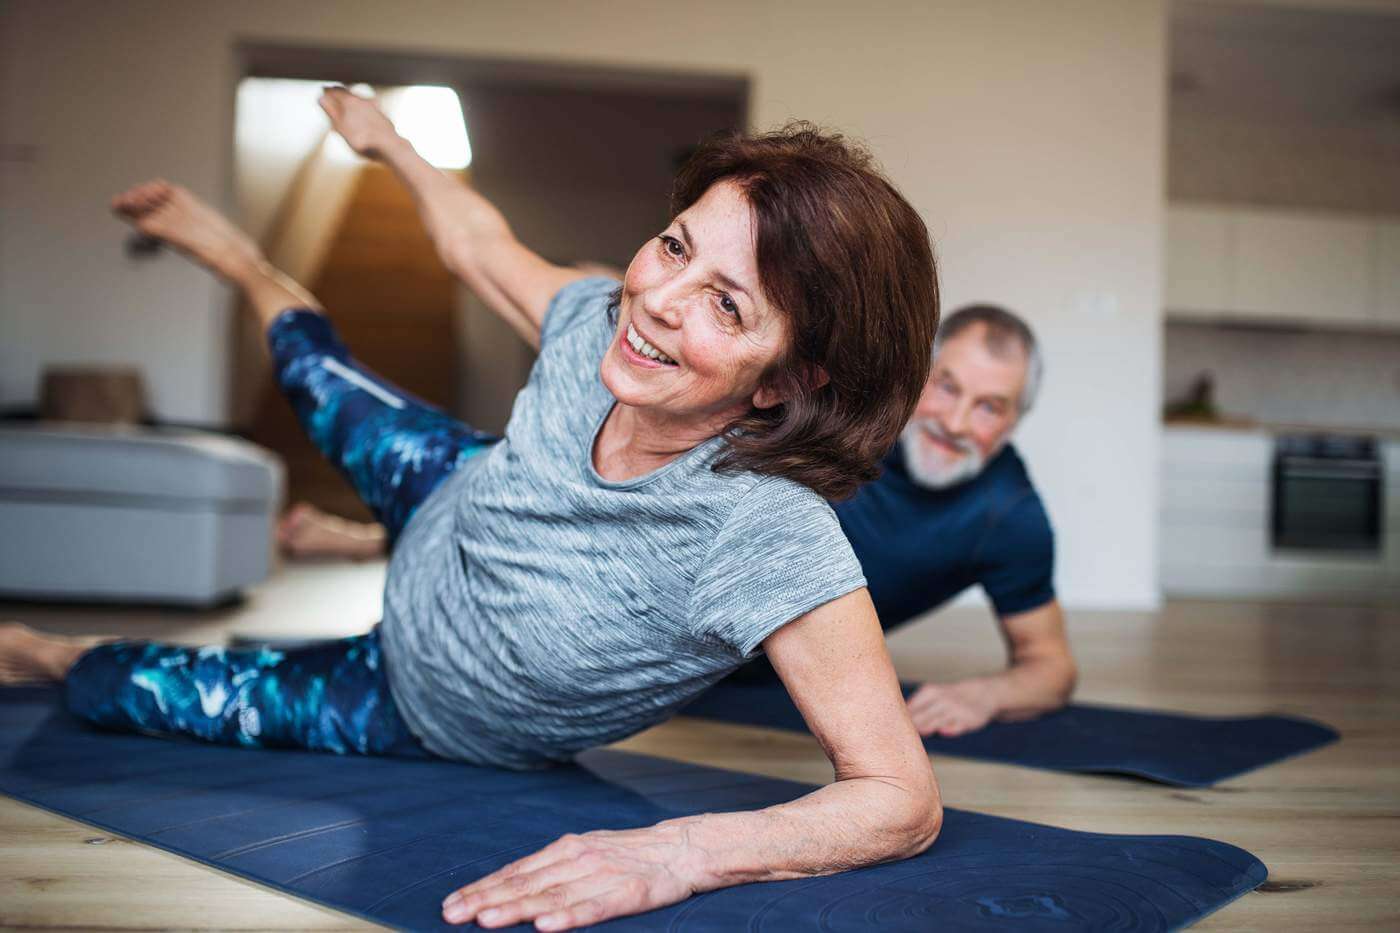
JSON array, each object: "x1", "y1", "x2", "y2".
[
  {"x1": 376, "y1": 134, "x2": 511, "y2": 276},
  {"x1": 319, "y1": 87, "x2": 560, "y2": 346},
  {"x1": 672, "y1": 774, "x2": 941, "y2": 891},
  {"x1": 439, "y1": 773, "x2": 941, "y2": 929},
  {"x1": 373, "y1": 133, "x2": 559, "y2": 348}
]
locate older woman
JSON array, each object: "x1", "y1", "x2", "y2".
[{"x1": 0, "y1": 89, "x2": 941, "y2": 930}]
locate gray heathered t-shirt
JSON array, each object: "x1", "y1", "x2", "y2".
[{"x1": 379, "y1": 277, "x2": 866, "y2": 768}]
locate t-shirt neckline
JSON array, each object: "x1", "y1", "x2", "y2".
[{"x1": 584, "y1": 400, "x2": 726, "y2": 490}]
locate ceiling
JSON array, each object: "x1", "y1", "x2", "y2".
[{"x1": 1170, "y1": 1, "x2": 1400, "y2": 123}]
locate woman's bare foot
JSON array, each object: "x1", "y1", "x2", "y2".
[
  {"x1": 0, "y1": 623, "x2": 107, "y2": 685},
  {"x1": 111, "y1": 180, "x2": 264, "y2": 285},
  {"x1": 277, "y1": 502, "x2": 388, "y2": 561}
]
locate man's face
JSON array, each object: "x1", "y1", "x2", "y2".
[{"x1": 900, "y1": 323, "x2": 1028, "y2": 489}]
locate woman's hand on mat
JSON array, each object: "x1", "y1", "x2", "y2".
[
  {"x1": 319, "y1": 86, "x2": 399, "y2": 161},
  {"x1": 906, "y1": 679, "x2": 998, "y2": 737},
  {"x1": 441, "y1": 820, "x2": 706, "y2": 930}
]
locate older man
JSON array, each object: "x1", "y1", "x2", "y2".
[
  {"x1": 279, "y1": 302, "x2": 1074, "y2": 738},
  {"x1": 728, "y1": 304, "x2": 1073, "y2": 736},
  {"x1": 842, "y1": 304, "x2": 1074, "y2": 736}
]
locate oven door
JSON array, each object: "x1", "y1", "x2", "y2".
[{"x1": 1271, "y1": 452, "x2": 1383, "y2": 553}]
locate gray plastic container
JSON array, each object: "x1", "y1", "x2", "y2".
[{"x1": 0, "y1": 424, "x2": 284, "y2": 606}]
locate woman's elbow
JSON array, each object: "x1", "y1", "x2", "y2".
[
  {"x1": 897, "y1": 796, "x2": 942, "y2": 859},
  {"x1": 892, "y1": 773, "x2": 943, "y2": 859}
]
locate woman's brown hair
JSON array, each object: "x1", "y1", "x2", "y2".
[{"x1": 673, "y1": 122, "x2": 939, "y2": 500}]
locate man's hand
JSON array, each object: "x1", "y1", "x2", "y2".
[
  {"x1": 906, "y1": 601, "x2": 1077, "y2": 738},
  {"x1": 441, "y1": 821, "x2": 705, "y2": 930},
  {"x1": 905, "y1": 680, "x2": 998, "y2": 737},
  {"x1": 318, "y1": 86, "x2": 400, "y2": 161}
]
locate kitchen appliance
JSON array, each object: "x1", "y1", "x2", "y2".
[{"x1": 1271, "y1": 433, "x2": 1383, "y2": 553}]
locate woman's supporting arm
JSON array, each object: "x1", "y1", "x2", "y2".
[
  {"x1": 440, "y1": 588, "x2": 942, "y2": 930},
  {"x1": 319, "y1": 88, "x2": 587, "y2": 349}
]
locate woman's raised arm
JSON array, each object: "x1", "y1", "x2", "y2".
[
  {"x1": 439, "y1": 588, "x2": 942, "y2": 930},
  {"x1": 319, "y1": 87, "x2": 587, "y2": 349}
]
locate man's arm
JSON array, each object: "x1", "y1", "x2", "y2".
[
  {"x1": 319, "y1": 88, "x2": 586, "y2": 349},
  {"x1": 905, "y1": 599, "x2": 1077, "y2": 737},
  {"x1": 440, "y1": 588, "x2": 942, "y2": 930}
]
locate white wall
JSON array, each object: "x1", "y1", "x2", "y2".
[{"x1": 0, "y1": 0, "x2": 1167, "y2": 609}]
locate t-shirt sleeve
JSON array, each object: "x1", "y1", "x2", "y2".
[
  {"x1": 539, "y1": 276, "x2": 621, "y2": 347},
  {"x1": 689, "y1": 477, "x2": 868, "y2": 659},
  {"x1": 975, "y1": 491, "x2": 1056, "y2": 616}
]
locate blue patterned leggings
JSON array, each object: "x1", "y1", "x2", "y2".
[{"x1": 66, "y1": 309, "x2": 498, "y2": 757}]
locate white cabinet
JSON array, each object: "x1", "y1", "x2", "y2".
[
  {"x1": 1159, "y1": 427, "x2": 1400, "y2": 603},
  {"x1": 1372, "y1": 221, "x2": 1400, "y2": 326},
  {"x1": 1165, "y1": 203, "x2": 1399, "y2": 329},
  {"x1": 1165, "y1": 206, "x2": 1231, "y2": 313},
  {"x1": 1232, "y1": 211, "x2": 1371, "y2": 323}
]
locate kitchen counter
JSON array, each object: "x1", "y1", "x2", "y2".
[{"x1": 1164, "y1": 416, "x2": 1400, "y2": 442}]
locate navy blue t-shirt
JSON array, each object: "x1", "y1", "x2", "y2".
[{"x1": 834, "y1": 443, "x2": 1056, "y2": 629}]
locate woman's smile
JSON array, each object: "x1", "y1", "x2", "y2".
[{"x1": 621, "y1": 320, "x2": 678, "y2": 368}]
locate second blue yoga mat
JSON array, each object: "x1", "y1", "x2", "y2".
[
  {"x1": 680, "y1": 680, "x2": 1338, "y2": 787},
  {"x1": 0, "y1": 686, "x2": 1266, "y2": 930}
]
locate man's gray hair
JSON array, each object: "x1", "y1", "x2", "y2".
[{"x1": 932, "y1": 304, "x2": 1044, "y2": 415}]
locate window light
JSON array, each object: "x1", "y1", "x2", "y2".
[
  {"x1": 237, "y1": 78, "x2": 471, "y2": 171},
  {"x1": 387, "y1": 85, "x2": 472, "y2": 170}
]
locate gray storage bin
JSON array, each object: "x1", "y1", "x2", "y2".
[{"x1": 0, "y1": 424, "x2": 284, "y2": 606}]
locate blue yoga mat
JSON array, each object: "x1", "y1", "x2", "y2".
[
  {"x1": 681, "y1": 680, "x2": 1338, "y2": 787},
  {"x1": 0, "y1": 687, "x2": 1265, "y2": 931}
]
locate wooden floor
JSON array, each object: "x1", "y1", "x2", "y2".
[{"x1": 2, "y1": 563, "x2": 1397, "y2": 930}]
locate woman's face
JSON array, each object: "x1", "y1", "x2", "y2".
[{"x1": 601, "y1": 180, "x2": 790, "y2": 435}]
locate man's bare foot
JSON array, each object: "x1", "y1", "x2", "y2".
[
  {"x1": 0, "y1": 623, "x2": 108, "y2": 686},
  {"x1": 111, "y1": 180, "x2": 264, "y2": 285},
  {"x1": 277, "y1": 502, "x2": 388, "y2": 561}
]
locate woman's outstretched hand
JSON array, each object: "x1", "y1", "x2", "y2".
[
  {"x1": 441, "y1": 820, "x2": 708, "y2": 930},
  {"x1": 318, "y1": 86, "x2": 399, "y2": 160}
]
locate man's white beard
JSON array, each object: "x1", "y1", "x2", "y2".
[{"x1": 899, "y1": 420, "x2": 988, "y2": 489}]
